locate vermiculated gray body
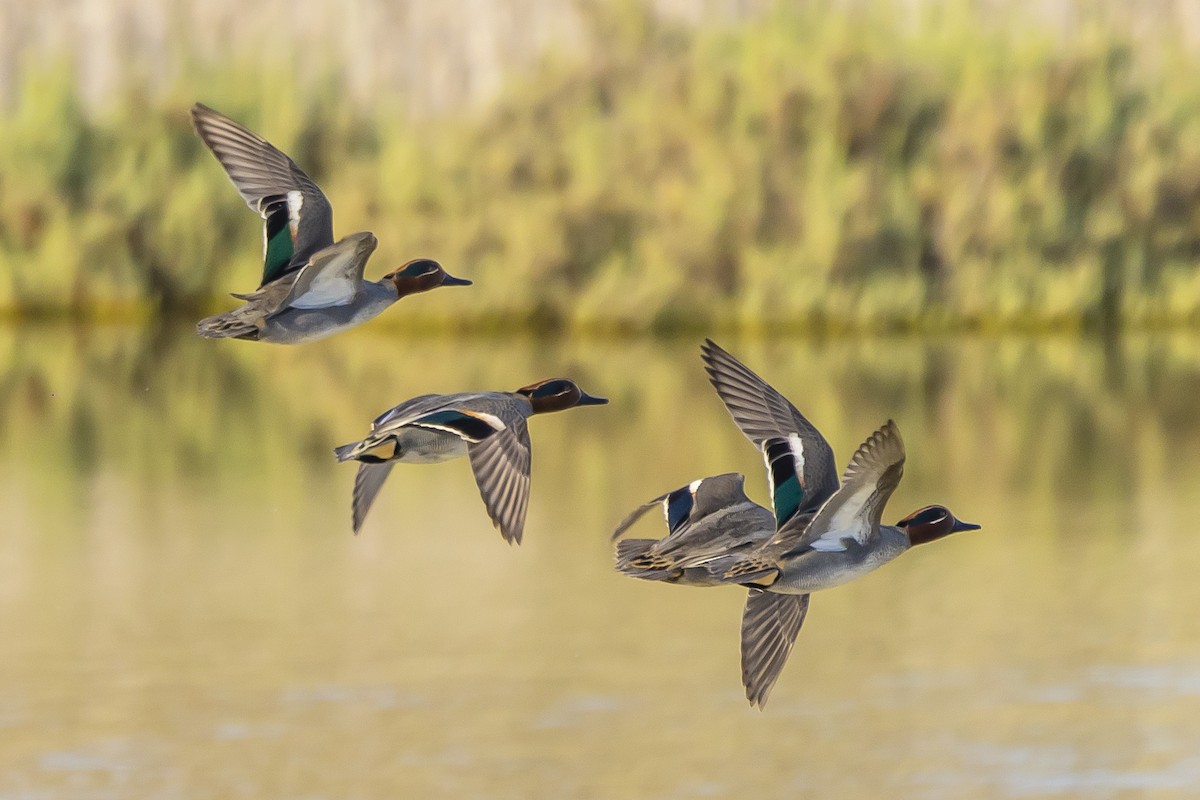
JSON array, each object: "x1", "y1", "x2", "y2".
[
  {"x1": 769, "y1": 525, "x2": 910, "y2": 594},
  {"x1": 387, "y1": 426, "x2": 470, "y2": 463},
  {"x1": 254, "y1": 281, "x2": 399, "y2": 344}
]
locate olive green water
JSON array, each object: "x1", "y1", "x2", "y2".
[{"x1": 2, "y1": 323, "x2": 1200, "y2": 799}]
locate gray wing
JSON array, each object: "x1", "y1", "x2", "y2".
[
  {"x1": 782, "y1": 420, "x2": 905, "y2": 554},
  {"x1": 612, "y1": 475, "x2": 777, "y2": 583},
  {"x1": 610, "y1": 472, "x2": 753, "y2": 541},
  {"x1": 741, "y1": 590, "x2": 811, "y2": 708},
  {"x1": 275, "y1": 236, "x2": 371, "y2": 312},
  {"x1": 370, "y1": 394, "x2": 466, "y2": 431},
  {"x1": 468, "y1": 418, "x2": 532, "y2": 544},
  {"x1": 352, "y1": 462, "x2": 395, "y2": 534},
  {"x1": 192, "y1": 103, "x2": 334, "y2": 286},
  {"x1": 701, "y1": 339, "x2": 839, "y2": 524}
]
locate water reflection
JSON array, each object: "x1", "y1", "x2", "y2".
[{"x1": 2, "y1": 324, "x2": 1200, "y2": 798}]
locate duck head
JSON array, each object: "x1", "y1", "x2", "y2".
[
  {"x1": 896, "y1": 505, "x2": 981, "y2": 546},
  {"x1": 387, "y1": 259, "x2": 472, "y2": 297},
  {"x1": 516, "y1": 378, "x2": 609, "y2": 414}
]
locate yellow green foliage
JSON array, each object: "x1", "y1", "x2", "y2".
[{"x1": 3, "y1": 3, "x2": 1200, "y2": 332}]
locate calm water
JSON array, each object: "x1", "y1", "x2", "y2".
[{"x1": 3, "y1": 323, "x2": 1200, "y2": 799}]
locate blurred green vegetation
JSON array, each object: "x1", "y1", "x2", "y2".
[{"x1": 3, "y1": 2, "x2": 1200, "y2": 332}]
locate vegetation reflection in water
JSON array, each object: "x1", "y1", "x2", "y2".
[{"x1": 3, "y1": 324, "x2": 1200, "y2": 798}]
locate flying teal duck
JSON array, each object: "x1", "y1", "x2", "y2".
[
  {"x1": 612, "y1": 340, "x2": 980, "y2": 707},
  {"x1": 612, "y1": 339, "x2": 842, "y2": 581},
  {"x1": 335, "y1": 379, "x2": 608, "y2": 544},
  {"x1": 612, "y1": 472, "x2": 777, "y2": 586},
  {"x1": 191, "y1": 104, "x2": 470, "y2": 343}
]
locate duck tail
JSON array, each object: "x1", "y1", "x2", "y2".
[
  {"x1": 196, "y1": 311, "x2": 259, "y2": 340},
  {"x1": 615, "y1": 540, "x2": 679, "y2": 581},
  {"x1": 333, "y1": 441, "x2": 363, "y2": 462},
  {"x1": 615, "y1": 538, "x2": 655, "y2": 564}
]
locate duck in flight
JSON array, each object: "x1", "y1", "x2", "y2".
[
  {"x1": 335, "y1": 379, "x2": 608, "y2": 544},
  {"x1": 191, "y1": 104, "x2": 470, "y2": 344},
  {"x1": 612, "y1": 340, "x2": 980, "y2": 707}
]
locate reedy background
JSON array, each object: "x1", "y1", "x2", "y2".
[{"x1": 2, "y1": 0, "x2": 1200, "y2": 332}]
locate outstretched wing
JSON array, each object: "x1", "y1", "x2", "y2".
[
  {"x1": 468, "y1": 418, "x2": 532, "y2": 545},
  {"x1": 351, "y1": 462, "x2": 395, "y2": 534},
  {"x1": 701, "y1": 339, "x2": 839, "y2": 525},
  {"x1": 741, "y1": 590, "x2": 811, "y2": 708},
  {"x1": 782, "y1": 420, "x2": 905, "y2": 554},
  {"x1": 192, "y1": 103, "x2": 335, "y2": 286}
]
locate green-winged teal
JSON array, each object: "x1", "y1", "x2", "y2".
[
  {"x1": 191, "y1": 104, "x2": 470, "y2": 343},
  {"x1": 613, "y1": 340, "x2": 980, "y2": 708},
  {"x1": 335, "y1": 379, "x2": 607, "y2": 544},
  {"x1": 611, "y1": 339, "x2": 841, "y2": 585},
  {"x1": 612, "y1": 473, "x2": 776, "y2": 586}
]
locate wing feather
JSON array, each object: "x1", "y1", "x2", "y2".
[
  {"x1": 783, "y1": 420, "x2": 905, "y2": 553},
  {"x1": 277, "y1": 237, "x2": 374, "y2": 310},
  {"x1": 701, "y1": 340, "x2": 839, "y2": 521},
  {"x1": 192, "y1": 103, "x2": 334, "y2": 285},
  {"x1": 351, "y1": 462, "x2": 395, "y2": 534},
  {"x1": 741, "y1": 590, "x2": 810, "y2": 708},
  {"x1": 468, "y1": 418, "x2": 532, "y2": 544}
]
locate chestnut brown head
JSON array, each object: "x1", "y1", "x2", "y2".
[
  {"x1": 896, "y1": 505, "x2": 981, "y2": 546},
  {"x1": 387, "y1": 259, "x2": 471, "y2": 297},
  {"x1": 515, "y1": 378, "x2": 608, "y2": 414}
]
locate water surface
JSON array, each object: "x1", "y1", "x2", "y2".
[{"x1": 2, "y1": 324, "x2": 1200, "y2": 799}]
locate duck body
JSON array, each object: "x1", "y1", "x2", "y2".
[
  {"x1": 336, "y1": 379, "x2": 607, "y2": 543},
  {"x1": 198, "y1": 235, "x2": 401, "y2": 344},
  {"x1": 742, "y1": 525, "x2": 910, "y2": 595},
  {"x1": 248, "y1": 279, "x2": 401, "y2": 344}
]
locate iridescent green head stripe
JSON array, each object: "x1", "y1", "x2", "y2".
[{"x1": 393, "y1": 258, "x2": 442, "y2": 278}]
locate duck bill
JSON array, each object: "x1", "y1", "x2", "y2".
[
  {"x1": 951, "y1": 519, "x2": 982, "y2": 532},
  {"x1": 577, "y1": 392, "x2": 609, "y2": 406},
  {"x1": 440, "y1": 273, "x2": 472, "y2": 287}
]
